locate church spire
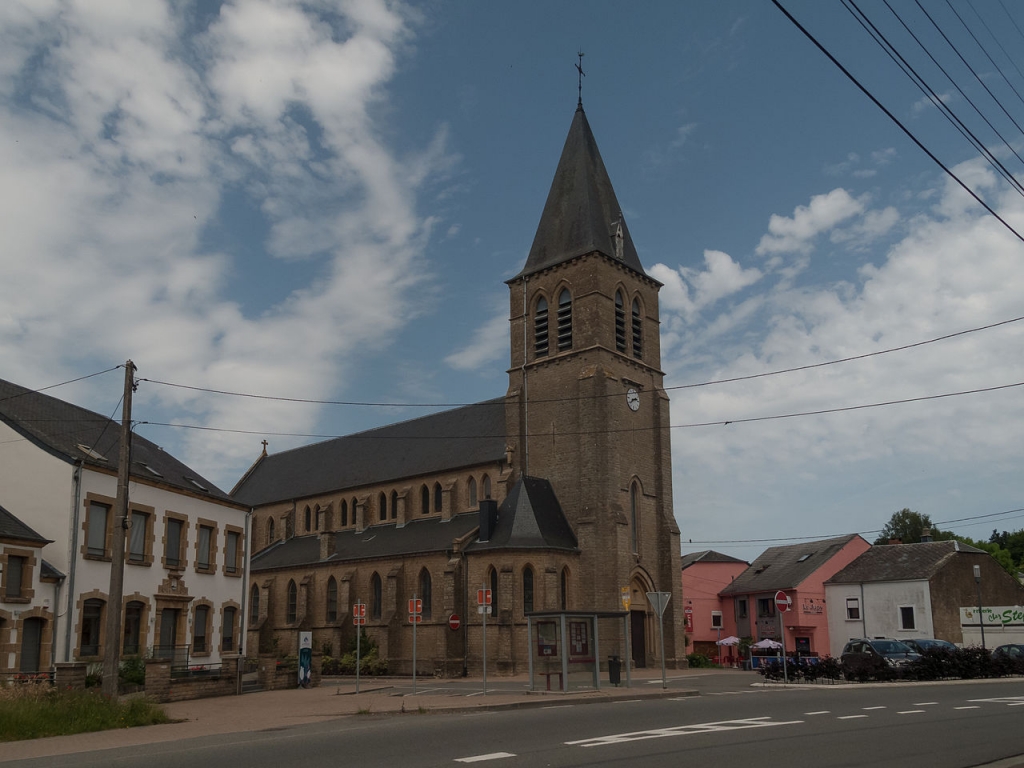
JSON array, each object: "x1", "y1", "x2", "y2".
[{"x1": 514, "y1": 105, "x2": 647, "y2": 280}]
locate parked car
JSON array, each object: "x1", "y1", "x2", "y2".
[
  {"x1": 991, "y1": 643, "x2": 1024, "y2": 660},
  {"x1": 840, "y1": 638, "x2": 921, "y2": 680},
  {"x1": 904, "y1": 638, "x2": 957, "y2": 654}
]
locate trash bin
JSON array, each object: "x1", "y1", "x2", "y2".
[{"x1": 608, "y1": 655, "x2": 621, "y2": 686}]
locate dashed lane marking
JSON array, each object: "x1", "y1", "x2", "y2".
[
  {"x1": 862, "y1": 706, "x2": 886, "y2": 710},
  {"x1": 898, "y1": 710, "x2": 926, "y2": 715},
  {"x1": 913, "y1": 702, "x2": 938, "y2": 706},
  {"x1": 565, "y1": 717, "x2": 803, "y2": 748},
  {"x1": 455, "y1": 752, "x2": 516, "y2": 763},
  {"x1": 804, "y1": 711, "x2": 830, "y2": 715},
  {"x1": 955, "y1": 706, "x2": 981, "y2": 710},
  {"x1": 968, "y1": 697, "x2": 1024, "y2": 705},
  {"x1": 838, "y1": 715, "x2": 869, "y2": 720}
]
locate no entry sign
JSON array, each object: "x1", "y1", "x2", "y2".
[
  {"x1": 775, "y1": 591, "x2": 791, "y2": 613},
  {"x1": 448, "y1": 614, "x2": 461, "y2": 631}
]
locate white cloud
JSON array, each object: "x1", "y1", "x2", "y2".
[
  {"x1": 756, "y1": 188, "x2": 865, "y2": 255},
  {"x1": 0, "y1": 0, "x2": 452, "y2": 485},
  {"x1": 651, "y1": 249, "x2": 761, "y2": 320},
  {"x1": 444, "y1": 307, "x2": 508, "y2": 371}
]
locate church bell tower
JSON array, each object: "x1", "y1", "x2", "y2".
[{"x1": 505, "y1": 102, "x2": 685, "y2": 666}]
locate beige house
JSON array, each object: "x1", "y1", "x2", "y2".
[
  {"x1": 0, "y1": 377, "x2": 250, "y2": 673},
  {"x1": 236, "y1": 102, "x2": 685, "y2": 675}
]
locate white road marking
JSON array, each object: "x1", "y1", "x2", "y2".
[
  {"x1": 898, "y1": 710, "x2": 926, "y2": 714},
  {"x1": 1008, "y1": 702, "x2": 1024, "y2": 707},
  {"x1": 862, "y1": 706, "x2": 886, "y2": 710},
  {"x1": 612, "y1": 699, "x2": 643, "y2": 704},
  {"x1": 955, "y1": 706, "x2": 980, "y2": 710},
  {"x1": 804, "y1": 711, "x2": 830, "y2": 715},
  {"x1": 968, "y1": 696, "x2": 1024, "y2": 704},
  {"x1": 913, "y1": 702, "x2": 938, "y2": 706},
  {"x1": 838, "y1": 715, "x2": 869, "y2": 720},
  {"x1": 455, "y1": 752, "x2": 516, "y2": 763},
  {"x1": 542, "y1": 705, "x2": 573, "y2": 710},
  {"x1": 668, "y1": 697, "x2": 694, "y2": 701},
  {"x1": 565, "y1": 717, "x2": 803, "y2": 748}
]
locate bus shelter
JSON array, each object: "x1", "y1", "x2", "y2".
[{"x1": 525, "y1": 610, "x2": 630, "y2": 692}]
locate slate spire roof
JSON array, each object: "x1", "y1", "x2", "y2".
[
  {"x1": 468, "y1": 476, "x2": 578, "y2": 552},
  {"x1": 514, "y1": 105, "x2": 648, "y2": 280}
]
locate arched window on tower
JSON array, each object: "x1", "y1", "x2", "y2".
[
  {"x1": 630, "y1": 482, "x2": 640, "y2": 554},
  {"x1": 557, "y1": 289, "x2": 573, "y2": 350},
  {"x1": 390, "y1": 490, "x2": 398, "y2": 520},
  {"x1": 421, "y1": 485, "x2": 430, "y2": 515},
  {"x1": 268, "y1": 518, "x2": 275, "y2": 545},
  {"x1": 419, "y1": 568, "x2": 432, "y2": 620},
  {"x1": 433, "y1": 483, "x2": 442, "y2": 513},
  {"x1": 615, "y1": 291, "x2": 627, "y2": 352},
  {"x1": 304, "y1": 506, "x2": 311, "y2": 532},
  {"x1": 370, "y1": 573, "x2": 382, "y2": 620},
  {"x1": 351, "y1": 497, "x2": 358, "y2": 525},
  {"x1": 341, "y1": 499, "x2": 348, "y2": 527},
  {"x1": 482, "y1": 474, "x2": 491, "y2": 500},
  {"x1": 560, "y1": 567, "x2": 569, "y2": 610},
  {"x1": 468, "y1": 476, "x2": 478, "y2": 509},
  {"x1": 523, "y1": 566, "x2": 534, "y2": 614},
  {"x1": 534, "y1": 296, "x2": 549, "y2": 357},
  {"x1": 378, "y1": 492, "x2": 387, "y2": 522},
  {"x1": 632, "y1": 298, "x2": 643, "y2": 359},
  {"x1": 249, "y1": 584, "x2": 260, "y2": 625}
]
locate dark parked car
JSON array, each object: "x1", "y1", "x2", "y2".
[
  {"x1": 840, "y1": 638, "x2": 921, "y2": 680},
  {"x1": 904, "y1": 638, "x2": 957, "y2": 654},
  {"x1": 992, "y1": 643, "x2": 1024, "y2": 660}
]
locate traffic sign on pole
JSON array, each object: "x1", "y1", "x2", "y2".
[
  {"x1": 448, "y1": 614, "x2": 461, "y2": 631},
  {"x1": 477, "y1": 588, "x2": 492, "y2": 606},
  {"x1": 646, "y1": 592, "x2": 671, "y2": 690},
  {"x1": 774, "y1": 591, "x2": 791, "y2": 613}
]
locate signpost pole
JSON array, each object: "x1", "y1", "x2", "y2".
[
  {"x1": 412, "y1": 593, "x2": 417, "y2": 695},
  {"x1": 481, "y1": 584, "x2": 488, "y2": 696},
  {"x1": 356, "y1": 605, "x2": 362, "y2": 695},
  {"x1": 621, "y1": 587, "x2": 632, "y2": 689},
  {"x1": 774, "y1": 591, "x2": 790, "y2": 684},
  {"x1": 646, "y1": 591, "x2": 671, "y2": 690}
]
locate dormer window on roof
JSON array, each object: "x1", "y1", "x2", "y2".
[
  {"x1": 797, "y1": 553, "x2": 813, "y2": 563},
  {"x1": 140, "y1": 463, "x2": 163, "y2": 478},
  {"x1": 185, "y1": 477, "x2": 208, "y2": 492},
  {"x1": 77, "y1": 444, "x2": 107, "y2": 461}
]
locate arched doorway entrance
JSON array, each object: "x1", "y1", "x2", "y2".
[{"x1": 628, "y1": 574, "x2": 653, "y2": 669}]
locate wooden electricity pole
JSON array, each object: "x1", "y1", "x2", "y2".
[{"x1": 102, "y1": 360, "x2": 136, "y2": 697}]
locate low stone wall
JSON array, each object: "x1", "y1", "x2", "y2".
[
  {"x1": 53, "y1": 662, "x2": 87, "y2": 690},
  {"x1": 145, "y1": 656, "x2": 239, "y2": 703}
]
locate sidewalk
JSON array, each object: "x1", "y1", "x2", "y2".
[{"x1": 0, "y1": 668, "x2": 706, "y2": 763}]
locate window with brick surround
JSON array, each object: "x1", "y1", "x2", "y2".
[
  {"x1": 560, "y1": 567, "x2": 569, "y2": 610},
  {"x1": 224, "y1": 529, "x2": 242, "y2": 576},
  {"x1": 420, "y1": 486, "x2": 429, "y2": 516},
  {"x1": 482, "y1": 474, "x2": 491, "y2": 500},
  {"x1": 286, "y1": 580, "x2": 297, "y2": 624},
  {"x1": 197, "y1": 524, "x2": 214, "y2": 571},
  {"x1": 433, "y1": 483, "x2": 442, "y2": 513},
  {"x1": 85, "y1": 500, "x2": 110, "y2": 558},
  {"x1": 123, "y1": 601, "x2": 144, "y2": 655},
  {"x1": 629, "y1": 483, "x2": 640, "y2": 554},
  {"x1": 419, "y1": 568, "x2": 432, "y2": 620},
  {"x1": 557, "y1": 289, "x2": 572, "y2": 350},
  {"x1": 81, "y1": 598, "x2": 104, "y2": 657},
  {"x1": 390, "y1": 490, "x2": 398, "y2": 520},
  {"x1": 378, "y1": 492, "x2": 386, "y2": 522},
  {"x1": 128, "y1": 510, "x2": 151, "y2": 565},
  {"x1": 222, "y1": 606, "x2": 237, "y2": 653},
  {"x1": 193, "y1": 604, "x2": 210, "y2": 653},
  {"x1": 615, "y1": 291, "x2": 626, "y2": 352},
  {"x1": 3, "y1": 554, "x2": 25, "y2": 599},
  {"x1": 631, "y1": 298, "x2": 643, "y2": 359},
  {"x1": 249, "y1": 584, "x2": 260, "y2": 625},
  {"x1": 523, "y1": 566, "x2": 534, "y2": 614},
  {"x1": 534, "y1": 296, "x2": 549, "y2": 357},
  {"x1": 326, "y1": 576, "x2": 338, "y2": 622},
  {"x1": 468, "y1": 477, "x2": 477, "y2": 509},
  {"x1": 370, "y1": 573, "x2": 382, "y2": 620},
  {"x1": 163, "y1": 514, "x2": 187, "y2": 569}
]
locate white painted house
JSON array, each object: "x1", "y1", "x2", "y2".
[
  {"x1": 824, "y1": 540, "x2": 1024, "y2": 657},
  {"x1": 0, "y1": 376, "x2": 250, "y2": 674}
]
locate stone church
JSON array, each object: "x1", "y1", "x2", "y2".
[{"x1": 234, "y1": 101, "x2": 685, "y2": 675}]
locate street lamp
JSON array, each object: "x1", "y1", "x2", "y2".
[{"x1": 973, "y1": 564, "x2": 986, "y2": 650}]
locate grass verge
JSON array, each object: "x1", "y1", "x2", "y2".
[{"x1": 0, "y1": 685, "x2": 171, "y2": 742}]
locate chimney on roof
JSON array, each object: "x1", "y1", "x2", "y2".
[
  {"x1": 478, "y1": 499, "x2": 498, "y2": 543},
  {"x1": 889, "y1": 538, "x2": 902, "y2": 545},
  {"x1": 319, "y1": 531, "x2": 335, "y2": 560},
  {"x1": 920, "y1": 528, "x2": 933, "y2": 543}
]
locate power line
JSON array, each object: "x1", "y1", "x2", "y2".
[
  {"x1": 134, "y1": 377, "x2": 1024, "y2": 440},
  {"x1": 684, "y1": 506, "x2": 1024, "y2": 546},
  {"x1": 0, "y1": 366, "x2": 121, "y2": 404},
  {"x1": 772, "y1": 0, "x2": 1024, "y2": 247},
  {"x1": 137, "y1": 312, "x2": 1024, "y2": 408}
]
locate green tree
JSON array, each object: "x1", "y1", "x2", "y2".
[
  {"x1": 874, "y1": 508, "x2": 951, "y2": 545},
  {"x1": 990, "y1": 529, "x2": 1024, "y2": 570},
  {"x1": 952, "y1": 535, "x2": 1017, "y2": 577}
]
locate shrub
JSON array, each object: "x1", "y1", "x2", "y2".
[
  {"x1": 686, "y1": 653, "x2": 713, "y2": 668},
  {"x1": 0, "y1": 687, "x2": 169, "y2": 742},
  {"x1": 119, "y1": 656, "x2": 146, "y2": 687}
]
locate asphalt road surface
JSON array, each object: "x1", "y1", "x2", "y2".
[{"x1": 7, "y1": 678, "x2": 1024, "y2": 768}]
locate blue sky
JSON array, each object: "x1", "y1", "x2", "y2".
[{"x1": 3, "y1": 1, "x2": 1024, "y2": 562}]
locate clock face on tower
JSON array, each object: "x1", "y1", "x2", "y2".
[{"x1": 626, "y1": 388, "x2": 640, "y2": 411}]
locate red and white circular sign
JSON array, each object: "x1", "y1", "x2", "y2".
[
  {"x1": 774, "y1": 591, "x2": 791, "y2": 612},
  {"x1": 448, "y1": 614, "x2": 461, "y2": 631}
]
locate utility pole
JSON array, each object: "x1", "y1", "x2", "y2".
[{"x1": 102, "y1": 360, "x2": 136, "y2": 697}]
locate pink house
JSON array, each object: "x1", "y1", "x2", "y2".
[
  {"x1": 681, "y1": 550, "x2": 748, "y2": 663},
  {"x1": 718, "y1": 534, "x2": 870, "y2": 658}
]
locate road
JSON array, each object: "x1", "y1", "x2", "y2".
[{"x1": 7, "y1": 677, "x2": 1024, "y2": 767}]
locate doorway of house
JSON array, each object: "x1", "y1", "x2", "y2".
[
  {"x1": 158, "y1": 608, "x2": 180, "y2": 660},
  {"x1": 630, "y1": 610, "x2": 647, "y2": 668},
  {"x1": 20, "y1": 617, "x2": 43, "y2": 672}
]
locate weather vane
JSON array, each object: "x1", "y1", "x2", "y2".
[{"x1": 576, "y1": 50, "x2": 585, "y2": 107}]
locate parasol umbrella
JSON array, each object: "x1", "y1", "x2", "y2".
[{"x1": 752, "y1": 638, "x2": 783, "y2": 649}]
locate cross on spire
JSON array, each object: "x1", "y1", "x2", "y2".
[{"x1": 576, "y1": 51, "x2": 585, "y2": 108}]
